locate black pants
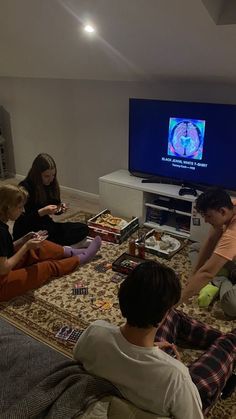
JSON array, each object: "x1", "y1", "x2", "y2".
[
  {"x1": 45, "y1": 221, "x2": 89, "y2": 246},
  {"x1": 13, "y1": 218, "x2": 89, "y2": 246}
]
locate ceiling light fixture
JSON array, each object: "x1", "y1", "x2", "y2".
[{"x1": 84, "y1": 24, "x2": 95, "y2": 33}]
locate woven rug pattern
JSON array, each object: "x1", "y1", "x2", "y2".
[{"x1": 0, "y1": 211, "x2": 235, "y2": 418}]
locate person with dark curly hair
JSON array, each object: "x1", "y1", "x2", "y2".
[{"x1": 181, "y1": 187, "x2": 236, "y2": 317}]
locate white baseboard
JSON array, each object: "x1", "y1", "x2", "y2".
[{"x1": 15, "y1": 173, "x2": 99, "y2": 203}]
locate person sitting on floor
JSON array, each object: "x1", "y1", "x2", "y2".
[
  {"x1": 0, "y1": 184, "x2": 101, "y2": 302},
  {"x1": 181, "y1": 187, "x2": 236, "y2": 317},
  {"x1": 73, "y1": 260, "x2": 236, "y2": 419},
  {"x1": 13, "y1": 153, "x2": 89, "y2": 246}
]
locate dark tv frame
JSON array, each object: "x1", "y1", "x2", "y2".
[{"x1": 128, "y1": 98, "x2": 236, "y2": 193}]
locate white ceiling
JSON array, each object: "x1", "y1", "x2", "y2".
[{"x1": 0, "y1": 0, "x2": 236, "y2": 83}]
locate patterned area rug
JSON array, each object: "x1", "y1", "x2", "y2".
[{"x1": 0, "y1": 211, "x2": 235, "y2": 419}]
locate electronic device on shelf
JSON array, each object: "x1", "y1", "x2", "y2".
[
  {"x1": 129, "y1": 98, "x2": 236, "y2": 192},
  {"x1": 178, "y1": 187, "x2": 198, "y2": 197}
]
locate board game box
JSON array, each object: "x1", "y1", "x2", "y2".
[
  {"x1": 112, "y1": 252, "x2": 145, "y2": 275},
  {"x1": 88, "y1": 209, "x2": 139, "y2": 244}
]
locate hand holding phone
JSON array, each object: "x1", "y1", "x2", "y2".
[
  {"x1": 55, "y1": 203, "x2": 69, "y2": 215},
  {"x1": 32, "y1": 230, "x2": 48, "y2": 242}
]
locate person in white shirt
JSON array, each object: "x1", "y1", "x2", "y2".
[{"x1": 74, "y1": 261, "x2": 236, "y2": 419}]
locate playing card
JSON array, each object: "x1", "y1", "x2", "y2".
[
  {"x1": 92, "y1": 299, "x2": 105, "y2": 309},
  {"x1": 94, "y1": 262, "x2": 112, "y2": 273},
  {"x1": 92, "y1": 300, "x2": 113, "y2": 310},
  {"x1": 111, "y1": 273, "x2": 126, "y2": 283},
  {"x1": 93, "y1": 254, "x2": 103, "y2": 261},
  {"x1": 55, "y1": 326, "x2": 73, "y2": 340}
]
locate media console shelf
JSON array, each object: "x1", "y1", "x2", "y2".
[{"x1": 99, "y1": 169, "x2": 208, "y2": 242}]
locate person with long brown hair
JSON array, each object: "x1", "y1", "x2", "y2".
[
  {"x1": 0, "y1": 184, "x2": 101, "y2": 302},
  {"x1": 13, "y1": 153, "x2": 89, "y2": 246}
]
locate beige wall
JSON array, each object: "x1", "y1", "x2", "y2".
[{"x1": 0, "y1": 77, "x2": 236, "y2": 194}]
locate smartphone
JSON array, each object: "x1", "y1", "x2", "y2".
[{"x1": 55, "y1": 205, "x2": 63, "y2": 215}]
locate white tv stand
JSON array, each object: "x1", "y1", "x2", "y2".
[{"x1": 99, "y1": 170, "x2": 208, "y2": 242}]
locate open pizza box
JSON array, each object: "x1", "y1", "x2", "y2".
[{"x1": 88, "y1": 209, "x2": 139, "y2": 244}]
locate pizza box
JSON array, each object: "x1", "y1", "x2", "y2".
[{"x1": 88, "y1": 209, "x2": 139, "y2": 244}]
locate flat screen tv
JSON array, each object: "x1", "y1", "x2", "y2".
[{"x1": 129, "y1": 98, "x2": 236, "y2": 191}]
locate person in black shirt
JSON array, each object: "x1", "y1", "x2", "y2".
[
  {"x1": 13, "y1": 153, "x2": 89, "y2": 245},
  {"x1": 0, "y1": 184, "x2": 101, "y2": 301}
]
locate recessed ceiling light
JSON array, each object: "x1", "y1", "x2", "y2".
[{"x1": 84, "y1": 24, "x2": 95, "y2": 33}]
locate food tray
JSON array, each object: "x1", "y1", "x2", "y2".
[
  {"x1": 137, "y1": 229, "x2": 188, "y2": 259},
  {"x1": 88, "y1": 209, "x2": 139, "y2": 244}
]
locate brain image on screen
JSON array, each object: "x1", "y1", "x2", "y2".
[{"x1": 167, "y1": 118, "x2": 205, "y2": 160}]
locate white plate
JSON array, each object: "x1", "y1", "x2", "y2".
[{"x1": 145, "y1": 234, "x2": 181, "y2": 254}]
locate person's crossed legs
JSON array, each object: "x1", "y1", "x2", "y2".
[{"x1": 155, "y1": 309, "x2": 236, "y2": 413}]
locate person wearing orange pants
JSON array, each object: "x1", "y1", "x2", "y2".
[{"x1": 0, "y1": 184, "x2": 101, "y2": 302}]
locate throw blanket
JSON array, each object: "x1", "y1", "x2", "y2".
[{"x1": 0, "y1": 318, "x2": 122, "y2": 419}]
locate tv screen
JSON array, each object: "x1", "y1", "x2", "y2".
[{"x1": 129, "y1": 98, "x2": 236, "y2": 191}]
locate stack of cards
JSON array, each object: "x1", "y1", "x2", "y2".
[
  {"x1": 55, "y1": 326, "x2": 84, "y2": 343},
  {"x1": 72, "y1": 281, "x2": 88, "y2": 295}
]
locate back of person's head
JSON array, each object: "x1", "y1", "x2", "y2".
[
  {"x1": 118, "y1": 261, "x2": 181, "y2": 328},
  {"x1": 0, "y1": 184, "x2": 28, "y2": 221},
  {"x1": 196, "y1": 187, "x2": 233, "y2": 214}
]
